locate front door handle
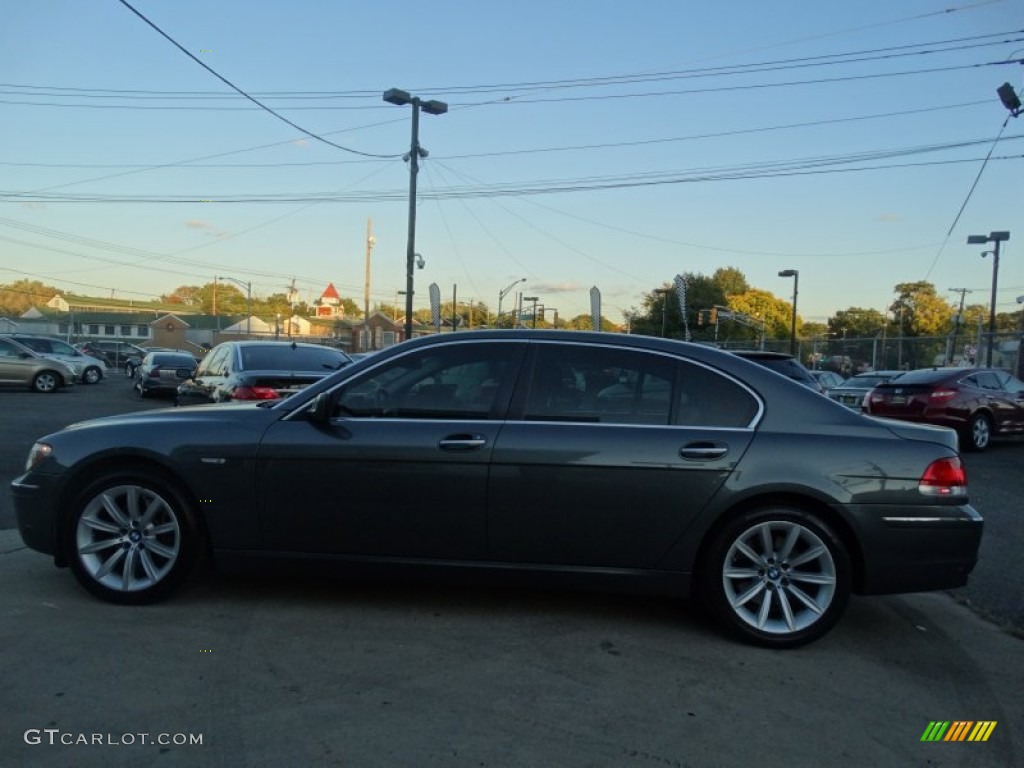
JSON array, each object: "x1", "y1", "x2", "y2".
[
  {"x1": 679, "y1": 441, "x2": 728, "y2": 460},
  {"x1": 438, "y1": 434, "x2": 487, "y2": 452}
]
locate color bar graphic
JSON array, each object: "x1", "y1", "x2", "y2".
[{"x1": 921, "y1": 721, "x2": 996, "y2": 742}]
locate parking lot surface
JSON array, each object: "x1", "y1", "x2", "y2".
[{"x1": 1, "y1": 380, "x2": 1021, "y2": 765}]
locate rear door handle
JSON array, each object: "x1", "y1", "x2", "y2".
[
  {"x1": 438, "y1": 434, "x2": 487, "y2": 452},
  {"x1": 679, "y1": 441, "x2": 728, "y2": 460}
]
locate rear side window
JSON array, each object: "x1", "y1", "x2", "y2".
[
  {"x1": 523, "y1": 344, "x2": 675, "y2": 425},
  {"x1": 676, "y1": 362, "x2": 759, "y2": 428}
]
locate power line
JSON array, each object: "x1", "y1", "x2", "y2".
[
  {"x1": 115, "y1": 0, "x2": 401, "y2": 158},
  {"x1": 0, "y1": 101, "x2": 992, "y2": 169}
]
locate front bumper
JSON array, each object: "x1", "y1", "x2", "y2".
[{"x1": 11, "y1": 471, "x2": 63, "y2": 559}]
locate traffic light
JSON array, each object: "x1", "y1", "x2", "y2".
[
  {"x1": 709, "y1": 307, "x2": 718, "y2": 324},
  {"x1": 697, "y1": 310, "x2": 704, "y2": 326}
]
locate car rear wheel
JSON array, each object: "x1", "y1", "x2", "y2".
[
  {"x1": 82, "y1": 366, "x2": 102, "y2": 385},
  {"x1": 702, "y1": 508, "x2": 851, "y2": 648},
  {"x1": 963, "y1": 413, "x2": 991, "y2": 452},
  {"x1": 31, "y1": 371, "x2": 61, "y2": 393},
  {"x1": 65, "y1": 472, "x2": 199, "y2": 604}
]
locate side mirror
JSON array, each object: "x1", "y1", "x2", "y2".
[{"x1": 310, "y1": 392, "x2": 333, "y2": 424}]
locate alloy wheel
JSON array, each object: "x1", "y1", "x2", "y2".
[
  {"x1": 720, "y1": 519, "x2": 838, "y2": 638},
  {"x1": 74, "y1": 484, "x2": 181, "y2": 594}
]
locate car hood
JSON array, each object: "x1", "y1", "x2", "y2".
[
  {"x1": 59, "y1": 401, "x2": 273, "y2": 433},
  {"x1": 866, "y1": 416, "x2": 960, "y2": 452}
]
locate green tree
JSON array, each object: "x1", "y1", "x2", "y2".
[
  {"x1": 727, "y1": 289, "x2": 794, "y2": 341},
  {"x1": 889, "y1": 282, "x2": 954, "y2": 337},
  {"x1": 0, "y1": 279, "x2": 59, "y2": 315},
  {"x1": 161, "y1": 285, "x2": 202, "y2": 306}
]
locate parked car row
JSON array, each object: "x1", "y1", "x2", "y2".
[
  {"x1": 0, "y1": 337, "x2": 77, "y2": 392},
  {"x1": 1, "y1": 333, "x2": 107, "y2": 385}
]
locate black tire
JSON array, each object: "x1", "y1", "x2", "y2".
[
  {"x1": 64, "y1": 470, "x2": 200, "y2": 604},
  {"x1": 701, "y1": 507, "x2": 851, "y2": 648},
  {"x1": 82, "y1": 366, "x2": 102, "y2": 385},
  {"x1": 31, "y1": 370, "x2": 61, "y2": 393},
  {"x1": 962, "y1": 412, "x2": 991, "y2": 452}
]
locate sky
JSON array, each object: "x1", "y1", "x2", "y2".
[{"x1": 1, "y1": 0, "x2": 1022, "y2": 325}]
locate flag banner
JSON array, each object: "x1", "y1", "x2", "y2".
[
  {"x1": 674, "y1": 274, "x2": 691, "y2": 341},
  {"x1": 429, "y1": 283, "x2": 441, "y2": 330}
]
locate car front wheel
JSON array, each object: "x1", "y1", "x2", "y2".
[
  {"x1": 65, "y1": 472, "x2": 199, "y2": 604},
  {"x1": 31, "y1": 371, "x2": 61, "y2": 393},
  {"x1": 82, "y1": 366, "x2": 102, "y2": 385},
  {"x1": 702, "y1": 508, "x2": 851, "y2": 648},
  {"x1": 963, "y1": 412, "x2": 991, "y2": 452}
]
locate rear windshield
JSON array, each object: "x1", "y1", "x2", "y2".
[
  {"x1": 151, "y1": 354, "x2": 196, "y2": 368},
  {"x1": 755, "y1": 357, "x2": 816, "y2": 384},
  {"x1": 240, "y1": 345, "x2": 349, "y2": 372},
  {"x1": 878, "y1": 369, "x2": 950, "y2": 385},
  {"x1": 845, "y1": 375, "x2": 892, "y2": 389}
]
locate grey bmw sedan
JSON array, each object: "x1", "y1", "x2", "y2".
[{"x1": 11, "y1": 331, "x2": 982, "y2": 648}]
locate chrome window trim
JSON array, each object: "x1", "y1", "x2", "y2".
[{"x1": 281, "y1": 336, "x2": 765, "y2": 429}]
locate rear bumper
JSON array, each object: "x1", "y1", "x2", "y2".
[{"x1": 848, "y1": 503, "x2": 983, "y2": 594}]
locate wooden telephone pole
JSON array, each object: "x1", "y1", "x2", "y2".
[{"x1": 364, "y1": 218, "x2": 375, "y2": 350}]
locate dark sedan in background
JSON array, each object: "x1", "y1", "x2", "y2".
[
  {"x1": 133, "y1": 351, "x2": 199, "y2": 398},
  {"x1": 175, "y1": 340, "x2": 350, "y2": 405},
  {"x1": 827, "y1": 370, "x2": 905, "y2": 410},
  {"x1": 865, "y1": 367, "x2": 1024, "y2": 451},
  {"x1": 12, "y1": 331, "x2": 982, "y2": 648}
]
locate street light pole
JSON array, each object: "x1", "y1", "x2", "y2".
[
  {"x1": 778, "y1": 269, "x2": 799, "y2": 356},
  {"x1": 497, "y1": 278, "x2": 526, "y2": 328},
  {"x1": 967, "y1": 231, "x2": 1010, "y2": 367},
  {"x1": 218, "y1": 275, "x2": 252, "y2": 337},
  {"x1": 383, "y1": 88, "x2": 448, "y2": 342},
  {"x1": 655, "y1": 288, "x2": 670, "y2": 338}
]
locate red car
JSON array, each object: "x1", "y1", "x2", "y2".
[{"x1": 864, "y1": 367, "x2": 1024, "y2": 451}]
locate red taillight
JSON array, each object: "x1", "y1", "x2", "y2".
[
  {"x1": 148, "y1": 366, "x2": 160, "y2": 378},
  {"x1": 928, "y1": 388, "x2": 956, "y2": 403},
  {"x1": 919, "y1": 457, "x2": 967, "y2": 497},
  {"x1": 231, "y1": 385, "x2": 280, "y2": 401}
]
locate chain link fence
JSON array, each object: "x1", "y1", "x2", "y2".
[{"x1": 718, "y1": 332, "x2": 1023, "y2": 378}]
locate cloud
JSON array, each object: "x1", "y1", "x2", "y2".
[
  {"x1": 876, "y1": 213, "x2": 901, "y2": 222},
  {"x1": 184, "y1": 219, "x2": 231, "y2": 239},
  {"x1": 530, "y1": 281, "x2": 584, "y2": 293},
  {"x1": 292, "y1": 139, "x2": 310, "y2": 148},
  {"x1": 19, "y1": 202, "x2": 45, "y2": 211}
]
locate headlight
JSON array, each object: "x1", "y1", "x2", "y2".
[{"x1": 25, "y1": 442, "x2": 53, "y2": 472}]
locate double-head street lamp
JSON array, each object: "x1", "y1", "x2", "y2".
[
  {"x1": 383, "y1": 88, "x2": 447, "y2": 342},
  {"x1": 498, "y1": 278, "x2": 526, "y2": 326},
  {"x1": 966, "y1": 231, "x2": 1010, "y2": 366},
  {"x1": 778, "y1": 269, "x2": 799, "y2": 355}
]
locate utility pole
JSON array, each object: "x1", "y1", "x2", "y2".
[
  {"x1": 948, "y1": 287, "x2": 972, "y2": 365},
  {"x1": 364, "y1": 218, "x2": 375, "y2": 350}
]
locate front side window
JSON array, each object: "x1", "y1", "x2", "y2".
[{"x1": 335, "y1": 342, "x2": 524, "y2": 420}]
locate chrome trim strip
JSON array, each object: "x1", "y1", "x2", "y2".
[{"x1": 10, "y1": 481, "x2": 40, "y2": 490}]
